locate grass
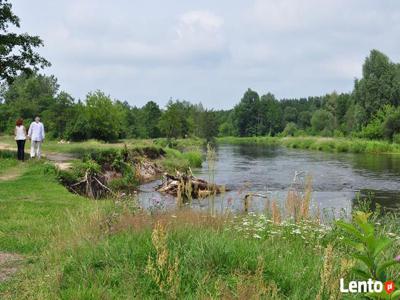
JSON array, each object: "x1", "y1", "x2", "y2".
[
  {"x1": 0, "y1": 158, "x2": 399, "y2": 299},
  {"x1": 0, "y1": 159, "x2": 18, "y2": 176},
  {"x1": 0, "y1": 135, "x2": 204, "y2": 173},
  {"x1": 160, "y1": 148, "x2": 203, "y2": 172},
  {"x1": 218, "y1": 136, "x2": 400, "y2": 154},
  {"x1": 0, "y1": 161, "x2": 102, "y2": 255},
  {"x1": 1, "y1": 136, "x2": 399, "y2": 299}
]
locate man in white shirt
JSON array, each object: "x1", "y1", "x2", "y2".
[{"x1": 28, "y1": 116, "x2": 45, "y2": 159}]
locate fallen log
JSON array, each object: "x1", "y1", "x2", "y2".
[
  {"x1": 156, "y1": 171, "x2": 225, "y2": 200},
  {"x1": 67, "y1": 169, "x2": 114, "y2": 199}
]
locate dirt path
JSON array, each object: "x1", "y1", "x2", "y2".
[
  {"x1": 0, "y1": 252, "x2": 23, "y2": 283},
  {"x1": 0, "y1": 142, "x2": 13, "y2": 151},
  {"x1": 0, "y1": 165, "x2": 25, "y2": 181},
  {"x1": 0, "y1": 143, "x2": 76, "y2": 171},
  {"x1": 46, "y1": 153, "x2": 75, "y2": 170}
]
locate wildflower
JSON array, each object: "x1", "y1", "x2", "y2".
[
  {"x1": 395, "y1": 255, "x2": 400, "y2": 262},
  {"x1": 253, "y1": 234, "x2": 262, "y2": 239}
]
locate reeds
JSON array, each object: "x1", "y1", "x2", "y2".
[
  {"x1": 316, "y1": 244, "x2": 354, "y2": 300},
  {"x1": 262, "y1": 174, "x2": 318, "y2": 224},
  {"x1": 146, "y1": 221, "x2": 180, "y2": 299}
]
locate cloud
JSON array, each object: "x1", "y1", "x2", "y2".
[{"x1": 11, "y1": 0, "x2": 400, "y2": 108}]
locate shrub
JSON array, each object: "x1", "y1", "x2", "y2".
[
  {"x1": 282, "y1": 122, "x2": 298, "y2": 137},
  {"x1": 311, "y1": 109, "x2": 334, "y2": 133},
  {"x1": 383, "y1": 108, "x2": 400, "y2": 141},
  {"x1": 393, "y1": 133, "x2": 400, "y2": 144}
]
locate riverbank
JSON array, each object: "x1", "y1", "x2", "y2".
[
  {"x1": 218, "y1": 136, "x2": 400, "y2": 154},
  {"x1": 0, "y1": 159, "x2": 399, "y2": 299},
  {"x1": 1, "y1": 136, "x2": 400, "y2": 298}
]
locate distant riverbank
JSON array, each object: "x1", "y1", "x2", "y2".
[{"x1": 217, "y1": 136, "x2": 400, "y2": 155}]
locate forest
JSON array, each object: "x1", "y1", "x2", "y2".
[{"x1": 1, "y1": 50, "x2": 400, "y2": 143}]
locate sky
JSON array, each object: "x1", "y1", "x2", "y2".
[{"x1": 13, "y1": 0, "x2": 400, "y2": 109}]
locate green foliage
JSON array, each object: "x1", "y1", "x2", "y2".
[
  {"x1": 0, "y1": 0, "x2": 50, "y2": 83},
  {"x1": 233, "y1": 89, "x2": 261, "y2": 136},
  {"x1": 336, "y1": 211, "x2": 399, "y2": 282},
  {"x1": 198, "y1": 109, "x2": 219, "y2": 141},
  {"x1": 142, "y1": 101, "x2": 161, "y2": 138},
  {"x1": 162, "y1": 148, "x2": 202, "y2": 172},
  {"x1": 383, "y1": 108, "x2": 400, "y2": 141},
  {"x1": 2, "y1": 49, "x2": 400, "y2": 143},
  {"x1": 282, "y1": 122, "x2": 298, "y2": 137},
  {"x1": 311, "y1": 109, "x2": 334, "y2": 133},
  {"x1": 353, "y1": 50, "x2": 400, "y2": 120},
  {"x1": 84, "y1": 91, "x2": 124, "y2": 142},
  {"x1": 158, "y1": 100, "x2": 192, "y2": 139}
]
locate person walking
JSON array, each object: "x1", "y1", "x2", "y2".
[
  {"x1": 28, "y1": 116, "x2": 45, "y2": 159},
  {"x1": 14, "y1": 118, "x2": 27, "y2": 161}
]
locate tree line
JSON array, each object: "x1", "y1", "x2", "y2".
[
  {"x1": 0, "y1": 74, "x2": 220, "y2": 141},
  {"x1": 0, "y1": 50, "x2": 400, "y2": 141},
  {"x1": 1, "y1": 50, "x2": 400, "y2": 142},
  {"x1": 1, "y1": 1, "x2": 400, "y2": 143}
]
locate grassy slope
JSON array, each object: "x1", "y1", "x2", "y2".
[{"x1": 218, "y1": 136, "x2": 400, "y2": 154}]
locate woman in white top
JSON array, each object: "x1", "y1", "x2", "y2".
[{"x1": 14, "y1": 118, "x2": 27, "y2": 161}]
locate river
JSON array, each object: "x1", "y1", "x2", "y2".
[{"x1": 139, "y1": 144, "x2": 400, "y2": 214}]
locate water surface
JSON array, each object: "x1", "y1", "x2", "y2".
[{"x1": 139, "y1": 144, "x2": 400, "y2": 214}]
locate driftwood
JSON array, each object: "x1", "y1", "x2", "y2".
[
  {"x1": 68, "y1": 170, "x2": 115, "y2": 199},
  {"x1": 156, "y1": 171, "x2": 225, "y2": 199}
]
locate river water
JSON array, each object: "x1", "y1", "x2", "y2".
[{"x1": 139, "y1": 144, "x2": 400, "y2": 214}]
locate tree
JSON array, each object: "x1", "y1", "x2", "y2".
[
  {"x1": 282, "y1": 122, "x2": 298, "y2": 136},
  {"x1": 84, "y1": 90, "x2": 123, "y2": 142},
  {"x1": 233, "y1": 89, "x2": 260, "y2": 136},
  {"x1": 142, "y1": 101, "x2": 161, "y2": 138},
  {"x1": 159, "y1": 100, "x2": 190, "y2": 139},
  {"x1": 298, "y1": 111, "x2": 312, "y2": 129},
  {"x1": 198, "y1": 109, "x2": 218, "y2": 141},
  {"x1": 311, "y1": 109, "x2": 334, "y2": 133},
  {"x1": 383, "y1": 107, "x2": 400, "y2": 141},
  {"x1": 0, "y1": 73, "x2": 59, "y2": 132},
  {"x1": 260, "y1": 93, "x2": 283, "y2": 135},
  {"x1": 0, "y1": 0, "x2": 50, "y2": 83},
  {"x1": 283, "y1": 106, "x2": 297, "y2": 124},
  {"x1": 353, "y1": 50, "x2": 400, "y2": 120},
  {"x1": 42, "y1": 91, "x2": 76, "y2": 138}
]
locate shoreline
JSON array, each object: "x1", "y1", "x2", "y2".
[{"x1": 217, "y1": 136, "x2": 400, "y2": 155}]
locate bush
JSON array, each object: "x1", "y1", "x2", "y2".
[
  {"x1": 282, "y1": 122, "x2": 297, "y2": 137},
  {"x1": 311, "y1": 110, "x2": 334, "y2": 133},
  {"x1": 393, "y1": 133, "x2": 400, "y2": 144},
  {"x1": 383, "y1": 108, "x2": 400, "y2": 141}
]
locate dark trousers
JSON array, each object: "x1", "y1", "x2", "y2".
[{"x1": 16, "y1": 139, "x2": 26, "y2": 161}]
